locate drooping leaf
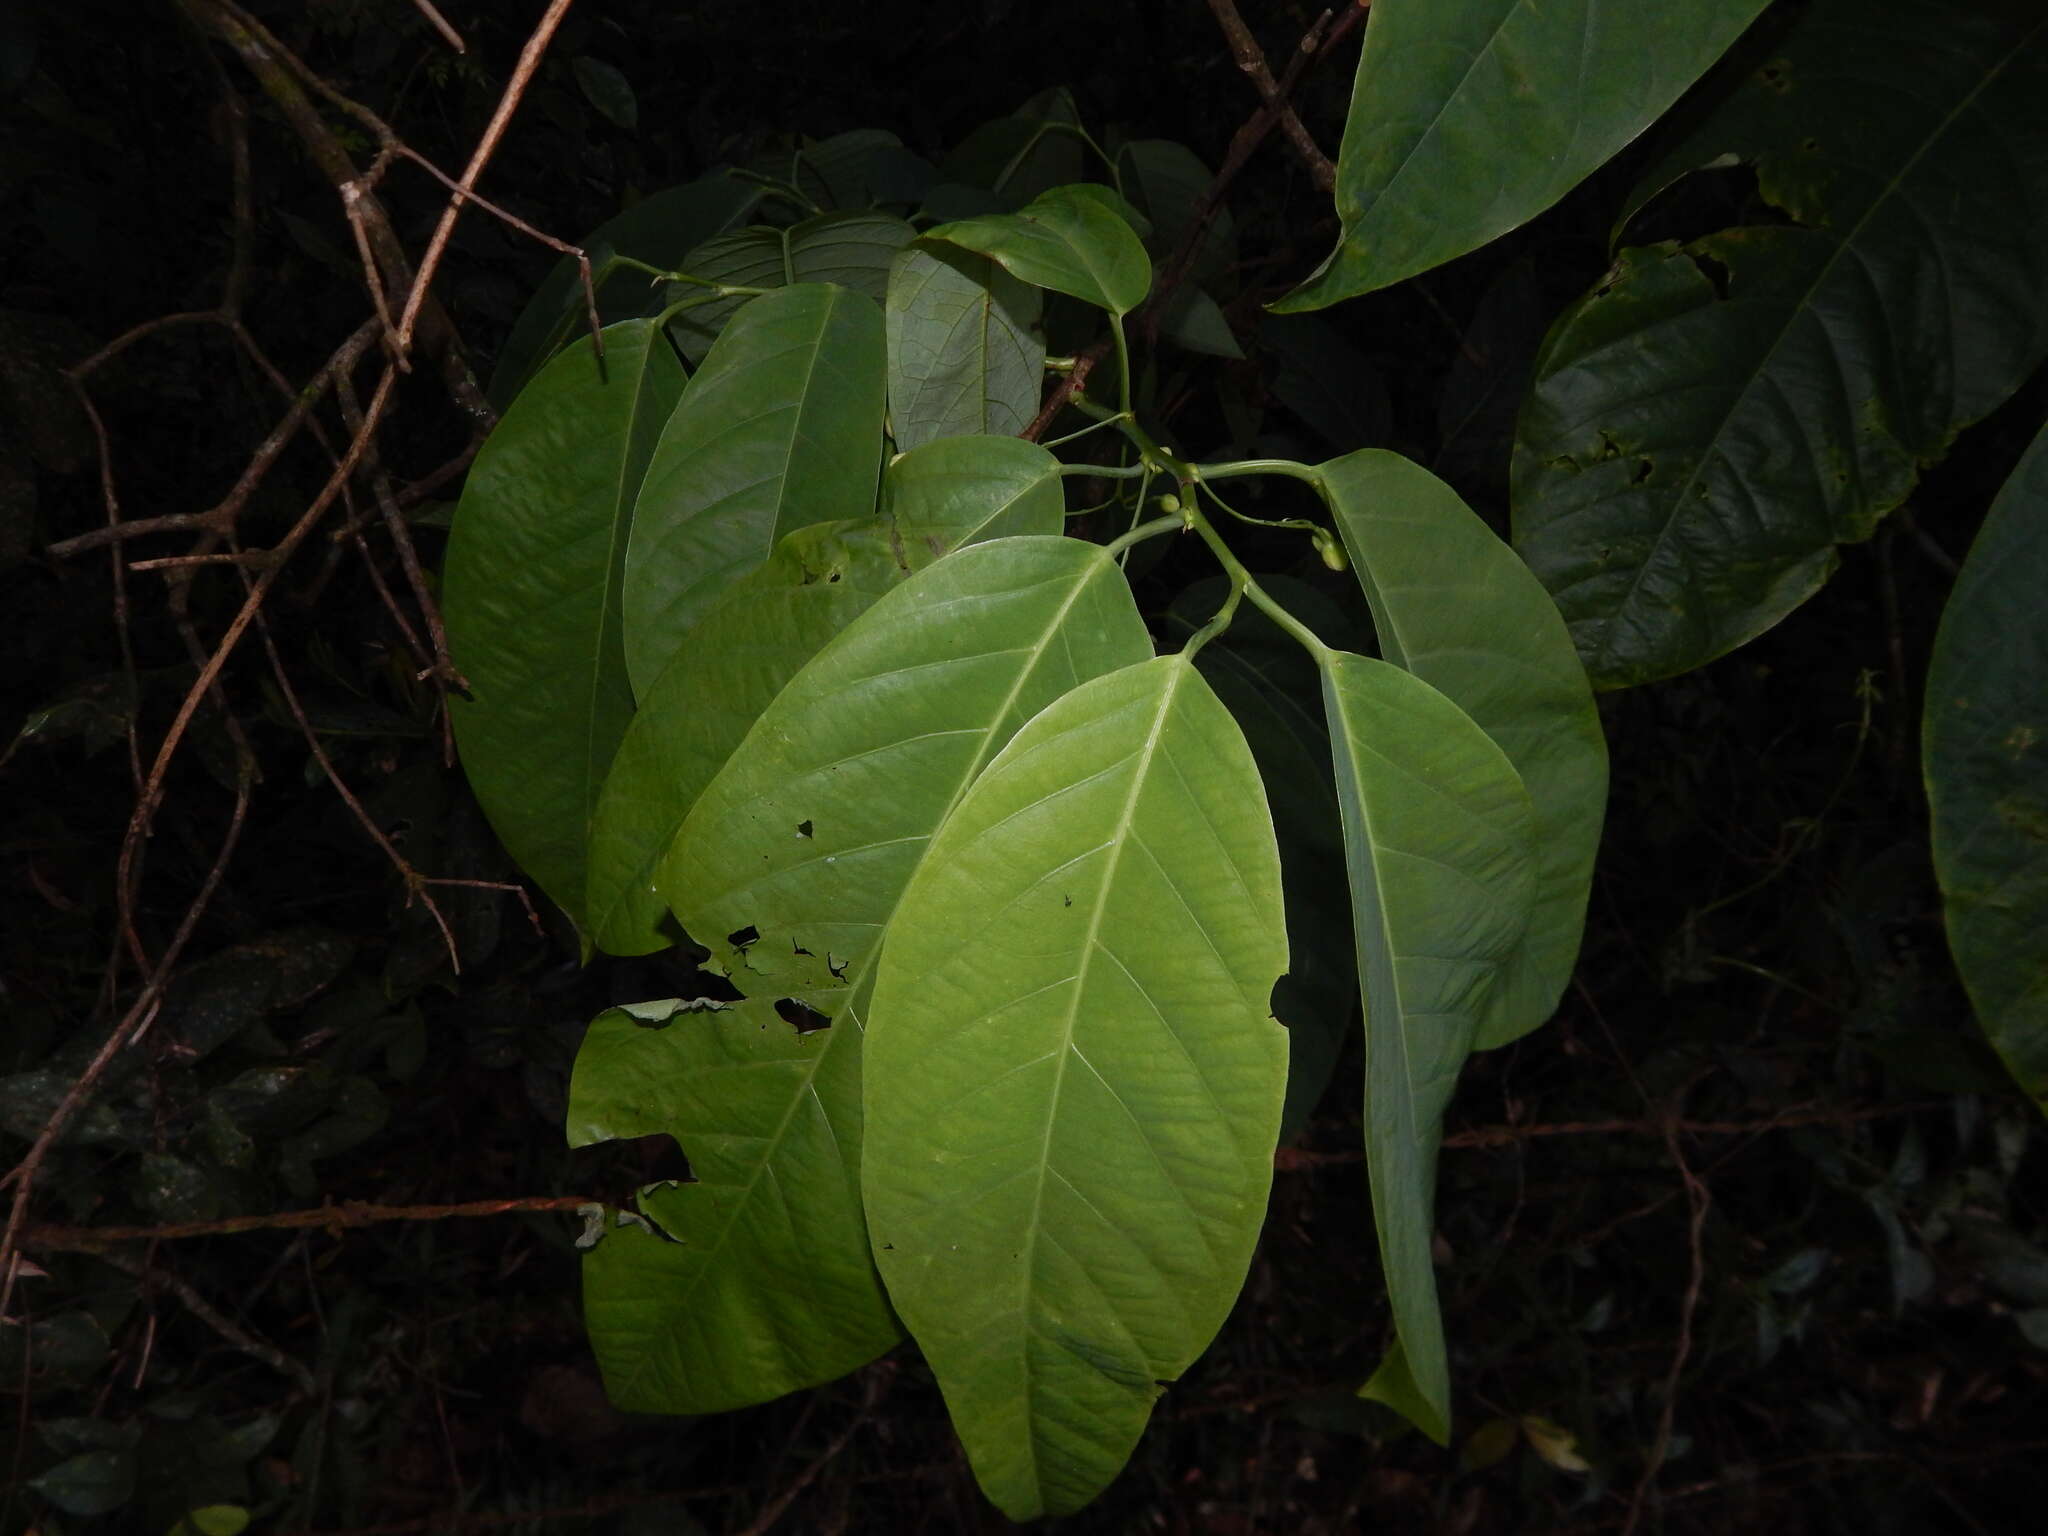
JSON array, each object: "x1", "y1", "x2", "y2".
[
  {"x1": 489, "y1": 176, "x2": 762, "y2": 410},
  {"x1": 885, "y1": 243, "x2": 1045, "y2": 448},
  {"x1": 864, "y1": 655, "x2": 1288, "y2": 1519},
  {"x1": 1925, "y1": 416, "x2": 2048, "y2": 1111},
  {"x1": 882, "y1": 436, "x2": 1066, "y2": 549},
  {"x1": 1276, "y1": 0, "x2": 1769, "y2": 308},
  {"x1": 587, "y1": 523, "x2": 929, "y2": 957},
  {"x1": 1513, "y1": 1, "x2": 2048, "y2": 687},
  {"x1": 1321, "y1": 652, "x2": 1537, "y2": 1443},
  {"x1": 1321, "y1": 451, "x2": 1605, "y2": 1045},
  {"x1": 444, "y1": 320, "x2": 684, "y2": 928},
  {"x1": 622, "y1": 283, "x2": 886, "y2": 697},
  {"x1": 578, "y1": 538, "x2": 1153, "y2": 1415},
  {"x1": 667, "y1": 211, "x2": 915, "y2": 361},
  {"x1": 749, "y1": 128, "x2": 905, "y2": 212},
  {"x1": 1116, "y1": 138, "x2": 1234, "y2": 288},
  {"x1": 927, "y1": 185, "x2": 1152, "y2": 318}
]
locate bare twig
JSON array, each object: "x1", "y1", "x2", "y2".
[
  {"x1": 93, "y1": 1246, "x2": 317, "y2": 1393},
  {"x1": 1207, "y1": 0, "x2": 1338, "y2": 191},
  {"x1": 409, "y1": 0, "x2": 466, "y2": 53},
  {"x1": 733, "y1": 1364, "x2": 894, "y2": 1536},
  {"x1": 1623, "y1": 1113, "x2": 1713, "y2": 1536},
  {"x1": 24, "y1": 1196, "x2": 595, "y2": 1253}
]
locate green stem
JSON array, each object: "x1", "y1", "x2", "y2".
[
  {"x1": 1180, "y1": 569, "x2": 1245, "y2": 660},
  {"x1": 1196, "y1": 457, "x2": 1325, "y2": 487},
  {"x1": 1102, "y1": 513, "x2": 1184, "y2": 561},
  {"x1": 1183, "y1": 504, "x2": 1330, "y2": 659}
]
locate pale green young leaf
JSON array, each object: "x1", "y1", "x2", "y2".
[
  {"x1": 1321, "y1": 451, "x2": 1605, "y2": 1045},
  {"x1": 1278, "y1": 0, "x2": 1767, "y2": 308},
  {"x1": 1322, "y1": 652, "x2": 1536, "y2": 1443},
  {"x1": 444, "y1": 320, "x2": 684, "y2": 930},
  {"x1": 865, "y1": 656, "x2": 1288, "y2": 1519},
  {"x1": 623, "y1": 283, "x2": 886, "y2": 697},
  {"x1": 926, "y1": 184, "x2": 1152, "y2": 317}
]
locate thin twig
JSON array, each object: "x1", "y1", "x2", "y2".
[
  {"x1": 1206, "y1": 0, "x2": 1338, "y2": 190},
  {"x1": 409, "y1": 0, "x2": 466, "y2": 53},
  {"x1": 733, "y1": 1364, "x2": 894, "y2": 1536},
  {"x1": 92, "y1": 1246, "x2": 317, "y2": 1393},
  {"x1": 24, "y1": 1196, "x2": 595, "y2": 1252}
]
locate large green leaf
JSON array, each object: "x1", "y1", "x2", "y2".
[
  {"x1": 926, "y1": 185, "x2": 1152, "y2": 318},
  {"x1": 667, "y1": 210, "x2": 915, "y2": 361},
  {"x1": 864, "y1": 656, "x2": 1288, "y2": 1519},
  {"x1": 1513, "y1": 0, "x2": 2048, "y2": 688},
  {"x1": 443, "y1": 319, "x2": 683, "y2": 928},
  {"x1": 1321, "y1": 451, "x2": 1605, "y2": 1045},
  {"x1": 587, "y1": 524, "x2": 926, "y2": 958},
  {"x1": 882, "y1": 435, "x2": 1066, "y2": 549},
  {"x1": 570, "y1": 989, "x2": 891, "y2": 1411},
  {"x1": 588, "y1": 454, "x2": 1068, "y2": 957},
  {"x1": 576, "y1": 538, "x2": 1153, "y2": 1416},
  {"x1": 940, "y1": 87, "x2": 1087, "y2": 209},
  {"x1": 487, "y1": 175, "x2": 763, "y2": 410},
  {"x1": 622, "y1": 283, "x2": 886, "y2": 697},
  {"x1": 1276, "y1": 0, "x2": 1767, "y2": 308},
  {"x1": 1925, "y1": 417, "x2": 2048, "y2": 1112},
  {"x1": 885, "y1": 243, "x2": 1044, "y2": 448},
  {"x1": 1116, "y1": 138, "x2": 1234, "y2": 289},
  {"x1": 1321, "y1": 652, "x2": 1536, "y2": 1443}
]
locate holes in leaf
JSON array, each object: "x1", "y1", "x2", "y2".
[
  {"x1": 1631, "y1": 460, "x2": 1653, "y2": 487},
  {"x1": 726, "y1": 924, "x2": 760, "y2": 950},
  {"x1": 792, "y1": 938, "x2": 813, "y2": 957},
  {"x1": 796, "y1": 819, "x2": 814, "y2": 838},
  {"x1": 1062, "y1": 894, "x2": 1073, "y2": 908},
  {"x1": 827, "y1": 954, "x2": 848, "y2": 980},
  {"x1": 1759, "y1": 60, "x2": 1791, "y2": 93},
  {"x1": 774, "y1": 997, "x2": 832, "y2": 1034}
]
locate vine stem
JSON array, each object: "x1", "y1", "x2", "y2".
[{"x1": 23, "y1": 1196, "x2": 595, "y2": 1253}]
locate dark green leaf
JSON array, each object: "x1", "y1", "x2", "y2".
[
  {"x1": 1322, "y1": 652, "x2": 1536, "y2": 1442},
  {"x1": 1277, "y1": 0, "x2": 1769, "y2": 307},
  {"x1": 885, "y1": 243, "x2": 1044, "y2": 448},
  {"x1": 29, "y1": 1448, "x2": 135, "y2": 1516},
  {"x1": 572, "y1": 57, "x2": 637, "y2": 132},
  {"x1": 865, "y1": 657, "x2": 1288, "y2": 1519},
  {"x1": 1514, "y1": 2, "x2": 2048, "y2": 686},
  {"x1": 1321, "y1": 451, "x2": 1605, "y2": 1044},
  {"x1": 445, "y1": 320, "x2": 684, "y2": 928},
  {"x1": 940, "y1": 87, "x2": 1086, "y2": 207},
  {"x1": 1926, "y1": 416, "x2": 2048, "y2": 1110},
  {"x1": 1115, "y1": 139, "x2": 1234, "y2": 288},
  {"x1": 623, "y1": 284, "x2": 886, "y2": 697}
]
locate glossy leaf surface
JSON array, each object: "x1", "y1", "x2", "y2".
[
  {"x1": 1278, "y1": 0, "x2": 1767, "y2": 307},
  {"x1": 443, "y1": 320, "x2": 683, "y2": 927},
  {"x1": 1322, "y1": 653, "x2": 1536, "y2": 1442},
  {"x1": 580, "y1": 539, "x2": 1153, "y2": 1417},
  {"x1": 927, "y1": 185, "x2": 1151, "y2": 317},
  {"x1": 667, "y1": 211, "x2": 915, "y2": 361},
  {"x1": 623, "y1": 283, "x2": 886, "y2": 697},
  {"x1": 1925, "y1": 417, "x2": 2048, "y2": 1111},
  {"x1": 885, "y1": 243, "x2": 1044, "y2": 448},
  {"x1": 1514, "y1": 0, "x2": 2048, "y2": 687},
  {"x1": 865, "y1": 656, "x2": 1288, "y2": 1519},
  {"x1": 1322, "y1": 451, "x2": 1605, "y2": 1045}
]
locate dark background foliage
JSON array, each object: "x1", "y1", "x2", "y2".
[{"x1": 4, "y1": 2, "x2": 2045, "y2": 1532}]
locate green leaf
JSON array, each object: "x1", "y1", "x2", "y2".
[
  {"x1": 864, "y1": 656, "x2": 1288, "y2": 1519},
  {"x1": 940, "y1": 87, "x2": 1086, "y2": 207},
  {"x1": 749, "y1": 128, "x2": 905, "y2": 212},
  {"x1": 1116, "y1": 139, "x2": 1235, "y2": 289},
  {"x1": 623, "y1": 283, "x2": 886, "y2": 697},
  {"x1": 445, "y1": 319, "x2": 684, "y2": 928},
  {"x1": 572, "y1": 57, "x2": 637, "y2": 132},
  {"x1": 578, "y1": 537, "x2": 1153, "y2": 1415},
  {"x1": 882, "y1": 436, "x2": 1066, "y2": 548},
  {"x1": 885, "y1": 242, "x2": 1045, "y2": 448},
  {"x1": 1277, "y1": 0, "x2": 1768, "y2": 307},
  {"x1": 169, "y1": 1507, "x2": 251, "y2": 1536},
  {"x1": 489, "y1": 175, "x2": 762, "y2": 410},
  {"x1": 1320, "y1": 451, "x2": 1605, "y2": 1045},
  {"x1": 1155, "y1": 286, "x2": 1241, "y2": 359},
  {"x1": 30, "y1": 1447, "x2": 136, "y2": 1517},
  {"x1": 588, "y1": 524, "x2": 924, "y2": 956},
  {"x1": 571, "y1": 988, "x2": 895, "y2": 1411},
  {"x1": 927, "y1": 185, "x2": 1152, "y2": 317},
  {"x1": 1926, "y1": 416, "x2": 2048, "y2": 1111},
  {"x1": 1321, "y1": 652, "x2": 1537, "y2": 1443},
  {"x1": 666, "y1": 211, "x2": 914, "y2": 361},
  {"x1": 1513, "y1": 2, "x2": 2048, "y2": 687}
]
